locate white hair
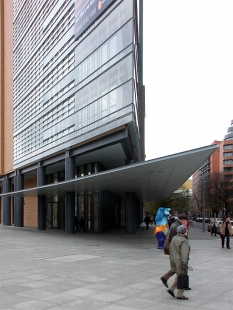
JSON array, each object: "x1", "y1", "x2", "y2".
[{"x1": 176, "y1": 225, "x2": 187, "y2": 234}]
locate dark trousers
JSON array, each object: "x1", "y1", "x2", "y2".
[
  {"x1": 162, "y1": 269, "x2": 189, "y2": 289},
  {"x1": 221, "y1": 234, "x2": 230, "y2": 248},
  {"x1": 211, "y1": 226, "x2": 217, "y2": 236},
  {"x1": 162, "y1": 269, "x2": 176, "y2": 280}
]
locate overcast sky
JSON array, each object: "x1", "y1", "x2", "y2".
[{"x1": 143, "y1": 0, "x2": 233, "y2": 161}]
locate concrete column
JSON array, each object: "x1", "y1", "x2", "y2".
[
  {"x1": 135, "y1": 197, "x2": 140, "y2": 230},
  {"x1": 84, "y1": 194, "x2": 88, "y2": 232},
  {"x1": 137, "y1": 198, "x2": 142, "y2": 229},
  {"x1": 14, "y1": 171, "x2": 24, "y2": 227},
  {"x1": 3, "y1": 176, "x2": 11, "y2": 226},
  {"x1": 65, "y1": 192, "x2": 75, "y2": 234},
  {"x1": 65, "y1": 150, "x2": 75, "y2": 180},
  {"x1": 125, "y1": 192, "x2": 136, "y2": 234},
  {"x1": 98, "y1": 192, "x2": 102, "y2": 233},
  {"x1": 65, "y1": 150, "x2": 75, "y2": 234},
  {"x1": 37, "y1": 162, "x2": 47, "y2": 230},
  {"x1": 140, "y1": 200, "x2": 143, "y2": 225},
  {"x1": 90, "y1": 193, "x2": 95, "y2": 233}
]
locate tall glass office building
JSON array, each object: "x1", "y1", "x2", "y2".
[
  {"x1": 14, "y1": 0, "x2": 144, "y2": 167},
  {"x1": 1, "y1": 0, "x2": 144, "y2": 233}
]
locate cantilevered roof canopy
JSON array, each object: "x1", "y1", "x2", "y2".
[{"x1": 0, "y1": 144, "x2": 218, "y2": 203}]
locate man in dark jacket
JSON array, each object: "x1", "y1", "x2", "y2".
[{"x1": 160, "y1": 214, "x2": 189, "y2": 289}]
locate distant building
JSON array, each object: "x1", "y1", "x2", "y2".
[
  {"x1": 182, "y1": 179, "x2": 192, "y2": 194},
  {"x1": 172, "y1": 179, "x2": 192, "y2": 215},
  {"x1": 220, "y1": 119, "x2": 233, "y2": 176},
  {"x1": 174, "y1": 179, "x2": 192, "y2": 196},
  {"x1": 192, "y1": 119, "x2": 233, "y2": 215},
  {"x1": 193, "y1": 140, "x2": 220, "y2": 197}
]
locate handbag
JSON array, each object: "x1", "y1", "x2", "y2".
[{"x1": 177, "y1": 274, "x2": 189, "y2": 289}]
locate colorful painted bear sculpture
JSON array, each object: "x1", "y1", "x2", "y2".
[{"x1": 154, "y1": 207, "x2": 171, "y2": 249}]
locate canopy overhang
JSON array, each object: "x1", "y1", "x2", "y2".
[{"x1": 0, "y1": 144, "x2": 218, "y2": 202}]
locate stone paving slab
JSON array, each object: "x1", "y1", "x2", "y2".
[{"x1": 0, "y1": 223, "x2": 232, "y2": 309}]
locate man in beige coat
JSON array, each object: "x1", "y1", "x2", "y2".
[
  {"x1": 160, "y1": 214, "x2": 189, "y2": 288},
  {"x1": 167, "y1": 225, "x2": 190, "y2": 300}
]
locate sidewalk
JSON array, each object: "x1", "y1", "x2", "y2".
[{"x1": 0, "y1": 223, "x2": 232, "y2": 309}]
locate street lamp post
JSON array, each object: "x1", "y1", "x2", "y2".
[{"x1": 202, "y1": 178, "x2": 205, "y2": 232}]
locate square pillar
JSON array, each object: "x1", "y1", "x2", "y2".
[
  {"x1": 37, "y1": 162, "x2": 47, "y2": 230},
  {"x1": 14, "y1": 171, "x2": 24, "y2": 227},
  {"x1": 65, "y1": 192, "x2": 75, "y2": 234},
  {"x1": 3, "y1": 176, "x2": 11, "y2": 226},
  {"x1": 125, "y1": 192, "x2": 136, "y2": 234},
  {"x1": 65, "y1": 150, "x2": 75, "y2": 234}
]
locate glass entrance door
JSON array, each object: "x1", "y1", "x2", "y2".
[{"x1": 47, "y1": 196, "x2": 64, "y2": 229}]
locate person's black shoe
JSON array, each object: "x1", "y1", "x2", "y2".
[
  {"x1": 177, "y1": 296, "x2": 188, "y2": 300},
  {"x1": 227, "y1": 247, "x2": 231, "y2": 249},
  {"x1": 222, "y1": 246, "x2": 224, "y2": 248},
  {"x1": 167, "y1": 289, "x2": 175, "y2": 298},
  {"x1": 185, "y1": 287, "x2": 191, "y2": 290},
  {"x1": 160, "y1": 277, "x2": 168, "y2": 288}
]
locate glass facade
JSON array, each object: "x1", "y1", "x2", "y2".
[{"x1": 13, "y1": 0, "x2": 142, "y2": 169}]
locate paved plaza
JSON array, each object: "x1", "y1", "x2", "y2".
[{"x1": 0, "y1": 222, "x2": 232, "y2": 309}]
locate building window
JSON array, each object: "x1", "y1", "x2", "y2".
[
  {"x1": 223, "y1": 160, "x2": 233, "y2": 164},
  {"x1": 224, "y1": 167, "x2": 233, "y2": 172},
  {"x1": 223, "y1": 144, "x2": 233, "y2": 150}
]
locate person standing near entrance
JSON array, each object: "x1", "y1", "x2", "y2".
[
  {"x1": 79, "y1": 216, "x2": 84, "y2": 233},
  {"x1": 144, "y1": 214, "x2": 150, "y2": 230},
  {"x1": 75, "y1": 216, "x2": 78, "y2": 233},
  {"x1": 220, "y1": 216, "x2": 233, "y2": 249},
  {"x1": 211, "y1": 217, "x2": 218, "y2": 236}
]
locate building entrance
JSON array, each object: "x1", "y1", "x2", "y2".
[{"x1": 47, "y1": 196, "x2": 64, "y2": 229}]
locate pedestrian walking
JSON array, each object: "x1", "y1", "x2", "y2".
[
  {"x1": 167, "y1": 225, "x2": 190, "y2": 300},
  {"x1": 79, "y1": 216, "x2": 84, "y2": 233},
  {"x1": 168, "y1": 215, "x2": 176, "y2": 228},
  {"x1": 211, "y1": 217, "x2": 218, "y2": 236},
  {"x1": 220, "y1": 216, "x2": 232, "y2": 249},
  {"x1": 144, "y1": 214, "x2": 150, "y2": 230},
  {"x1": 160, "y1": 214, "x2": 191, "y2": 290},
  {"x1": 150, "y1": 215, "x2": 154, "y2": 225}
]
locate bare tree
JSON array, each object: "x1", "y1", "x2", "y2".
[
  {"x1": 192, "y1": 178, "x2": 203, "y2": 215},
  {"x1": 208, "y1": 172, "x2": 233, "y2": 217}
]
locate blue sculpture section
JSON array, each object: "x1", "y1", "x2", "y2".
[{"x1": 154, "y1": 207, "x2": 171, "y2": 249}]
